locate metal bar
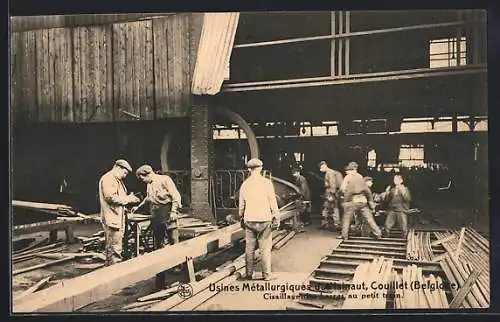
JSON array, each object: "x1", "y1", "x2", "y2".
[
  {"x1": 330, "y1": 11, "x2": 336, "y2": 76},
  {"x1": 233, "y1": 20, "x2": 486, "y2": 49},
  {"x1": 224, "y1": 64, "x2": 485, "y2": 88},
  {"x1": 337, "y1": 11, "x2": 343, "y2": 76},
  {"x1": 222, "y1": 66, "x2": 486, "y2": 92},
  {"x1": 345, "y1": 11, "x2": 350, "y2": 76}
]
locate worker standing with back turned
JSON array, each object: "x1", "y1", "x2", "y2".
[
  {"x1": 133, "y1": 165, "x2": 182, "y2": 290},
  {"x1": 339, "y1": 162, "x2": 381, "y2": 240},
  {"x1": 98, "y1": 159, "x2": 140, "y2": 266},
  {"x1": 238, "y1": 158, "x2": 280, "y2": 281}
]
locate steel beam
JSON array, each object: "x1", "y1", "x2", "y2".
[
  {"x1": 233, "y1": 20, "x2": 485, "y2": 49},
  {"x1": 222, "y1": 65, "x2": 486, "y2": 92}
]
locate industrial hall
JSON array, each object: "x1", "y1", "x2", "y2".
[{"x1": 10, "y1": 10, "x2": 488, "y2": 312}]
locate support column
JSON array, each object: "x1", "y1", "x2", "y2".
[{"x1": 190, "y1": 95, "x2": 215, "y2": 223}]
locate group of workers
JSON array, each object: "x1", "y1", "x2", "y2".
[
  {"x1": 97, "y1": 157, "x2": 411, "y2": 286},
  {"x1": 98, "y1": 159, "x2": 182, "y2": 290},
  {"x1": 291, "y1": 160, "x2": 412, "y2": 240}
]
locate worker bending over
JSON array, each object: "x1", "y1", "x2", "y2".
[
  {"x1": 319, "y1": 161, "x2": 344, "y2": 230},
  {"x1": 239, "y1": 158, "x2": 280, "y2": 281},
  {"x1": 339, "y1": 162, "x2": 381, "y2": 240},
  {"x1": 134, "y1": 165, "x2": 182, "y2": 289},
  {"x1": 98, "y1": 159, "x2": 140, "y2": 266},
  {"x1": 383, "y1": 174, "x2": 412, "y2": 238}
]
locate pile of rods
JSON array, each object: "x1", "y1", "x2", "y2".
[
  {"x1": 393, "y1": 265, "x2": 449, "y2": 309},
  {"x1": 434, "y1": 228, "x2": 489, "y2": 308},
  {"x1": 406, "y1": 229, "x2": 434, "y2": 261},
  {"x1": 342, "y1": 257, "x2": 393, "y2": 309}
]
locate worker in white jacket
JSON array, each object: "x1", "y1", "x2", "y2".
[
  {"x1": 98, "y1": 159, "x2": 140, "y2": 266},
  {"x1": 238, "y1": 158, "x2": 280, "y2": 281}
]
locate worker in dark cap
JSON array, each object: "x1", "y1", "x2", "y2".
[
  {"x1": 133, "y1": 164, "x2": 182, "y2": 290},
  {"x1": 238, "y1": 158, "x2": 280, "y2": 281},
  {"x1": 382, "y1": 174, "x2": 412, "y2": 238},
  {"x1": 339, "y1": 162, "x2": 381, "y2": 240},
  {"x1": 98, "y1": 159, "x2": 140, "y2": 266},
  {"x1": 291, "y1": 166, "x2": 311, "y2": 227},
  {"x1": 318, "y1": 161, "x2": 344, "y2": 230}
]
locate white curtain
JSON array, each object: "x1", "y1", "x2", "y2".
[{"x1": 191, "y1": 12, "x2": 239, "y2": 95}]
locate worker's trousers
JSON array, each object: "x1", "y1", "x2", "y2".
[
  {"x1": 244, "y1": 221, "x2": 272, "y2": 279},
  {"x1": 341, "y1": 202, "x2": 381, "y2": 239},
  {"x1": 384, "y1": 211, "x2": 408, "y2": 238},
  {"x1": 321, "y1": 198, "x2": 340, "y2": 228},
  {"x1": 103, "y1": 225, "x2": 124, "y2": 266},
  {"x1": 150, "y1": 203, "x2": 179, "y2": 289}
]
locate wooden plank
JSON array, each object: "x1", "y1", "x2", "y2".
[
  {"x1": 104, "y1": 25, "x2": 114, "y2": 121},
  {"x1": 124, "y1": 23, "x2": 133, "y2": 119},
  {"x1": 166, "y1": 16, "x2": 177, "y2": 115},
  {"x1": 13, "y1": 256, "x2": 76, "y2": 275},
  {"x1": 13, "y1": 238, "x2": 48, "y2": 255},
  {"x1": 63, "y1": 28, "x2": 74, "y2": 122},
  {"x1": 153, "y1": 18, "x2": 168, "y2": 118},
  {"x1": 80, "y1": 27, "x2": 89, "y2": 121},
  {"x1": 72, "y1": 28, "x2": 82, "y2": 122},
  {"x1": 14, "y1": 276, "x2": 52, "y2": 302},
  {"x1": 10, "y1": 32, "x2": 19, "y2": 122},
  {"x1": 36, "y1": 29, "x2": 49, "y2": 122},
  {"x1": 13, "y1": 219, "x2": 80, "y2": 236},
  {"x1": 173, "y1": 15, "x2": 183, "y2": 115},
  {"x1": 47, "y1": 28, "x2": 57, "y2": 121},
  {"x1": 112, "y1": 23, "x2": 124, "y2": 121},
  {"x1": 12, "y1": 200, "x2": 73, "y2": 210},
  {"x1": 185, "y1": 256, "x2": 196, "y2": 283},
  {"x1": 144, "y1": 20, "x2": 155, "y2": 120},
  {"x1": 137, "y1": 22, "x2": 145, "y2": 120},
  {"x1": 24, "y1": 31, "x2": 38, "y2": 122},
  {"x1": 181, "y1": 14, "x2": 190, "y2": 111},
  {"x1": 449, "y1": 265, "x2": 487, "y2": 308},
  {"x1": 88, "y1": 26, "x2": 98, "y2": 121}
]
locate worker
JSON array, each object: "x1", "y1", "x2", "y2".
[
  {"x1": 238, "y1": 158, "x2": 280, "y2": 281},
  {"x1": 339, "y1": 162, "x2": 381, "y2": 240},
  {"x1": 98, "y1": 159, "x2": 140, "y2": 266},
  {"x1": 383, "y1": 174, "x2": 412, "y2": 238},
  {"x1": 291, "y1": 166, "x2": 312, "y2": 227},
  {"x1": 133, "y1": 165, "x2": 182, "y2": 290},
  {"x1": 318, "y1": 161, "x2": 344, "y2": 230}
]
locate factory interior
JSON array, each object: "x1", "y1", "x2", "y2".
[{"x1": 10, "y1": 10, "x2": 489, "y2": 312}]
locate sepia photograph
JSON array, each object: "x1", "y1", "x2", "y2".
[{"x1": 9, "y1": 10, "x2": 489, "y2": 313}]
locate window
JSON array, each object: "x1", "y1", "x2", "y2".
[
  {"x1": 399, "y1": 144, "x2": 425, "y2": 168},
  {"x1": 429, "y1": 37, "x2": 467, "y2": 68},
  {"x1": 294, "y1": 152, "x2": 304, "y2": 163},
  {"x1": 367, "y1": 149, "x2": 377, "y2": 168}
]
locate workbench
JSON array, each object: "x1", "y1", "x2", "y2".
[{"x1": 123, "y1": 214, "x2": 154, "y2": 259}]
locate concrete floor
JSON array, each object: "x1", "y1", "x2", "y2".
[{"x1": 196, "y1": 220, "x2": 342, "y2": 311}]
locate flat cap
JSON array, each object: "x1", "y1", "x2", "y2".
[
  {"x1": 136, "y1": 164, "x2": 154, "y2": 177},
  {"x1": 364, "y1": 176, "x2": 373, "y2": 182},
  {"x1": 115, "y1": 159, "x2": 132, "y2": 172},
  {"x1": 246, "y1": 158, "x2": 263, "y2": 169},
  {"x1": 345, "y1": 161, "x2": 358, "y2": 171},
  {"x1": 318, "y1": 161, "x2": 327, "y2": 167}
]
